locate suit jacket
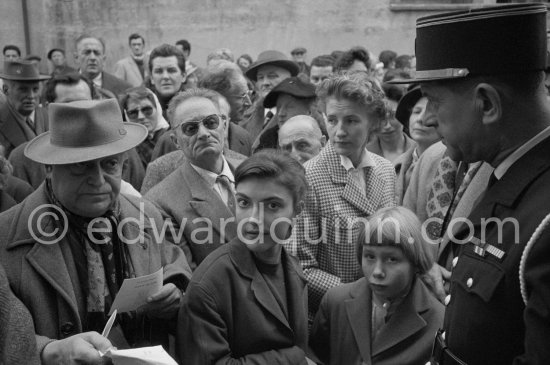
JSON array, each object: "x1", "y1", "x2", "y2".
[
  {"x1": 101, "y1": 71, "x2": 133, "y2": 97},
  {"x1": 0, "y1": 103, "x2": 48, "y2": 157},
  {"x1": 8, "y1": 141, "x2": 46, "y2": 189},
  {"x1": 178, "y1": 239, "x2": 310, "y2": 364},
  {"x1": 0, "y1": 184, "x2": 192, "y2": 353},
  {"x1": 113, "y1": 56, "x2": 147, "y2": 88},
  {"x1": 150, "y1": 123, "x2": 253, "y2": 162},
  {"x1": 310, "y1": 277, "x2": 444, "y2": 365},
  {"x1": 240, "y1": 97, "x2": 269, "y2": 142},
  {"x1": 443, "y1": 135, "x2": 550, "y2": 365},
  {"x1": 286, "y1": 142, "x2": 396, "y2": 319},
  {"x1": 144, "y1": 159, "x2": 237, "y2": 270},
  {"x1": 140, "y1": 149, "x2": 246, "y2": 195}
]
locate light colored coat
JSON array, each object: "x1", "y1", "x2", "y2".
[
  {"x1": 0, "y1": 185, "x2": 192, "y2": 353},
  {"x1": 144, "y1": 160, "x2": 237, "y2": 270},
  {"x1": 113, "y1": 56, "x2": 148, "y2": 88},
  {"x1": 310, "y1": 277, "x2": 444, "y2": 365},
  {"x1": 287, "y1": 141, "x2": 396, "y2": 317}
]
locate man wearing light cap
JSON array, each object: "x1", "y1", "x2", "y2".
[
  {"x1": 392, "y1": 3, "x2": 550, "y2": 364},
  {"x1": 0, "y1": 99, "x2": 191, "y2": 364}
]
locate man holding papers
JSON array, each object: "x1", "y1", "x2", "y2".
[{"x1": 0, "y1": 99, "x2": 192, "y2": 364}]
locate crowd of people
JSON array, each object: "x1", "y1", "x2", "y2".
[{"x1": 0, "y1": 2, "x2": 549, "y2": 365}]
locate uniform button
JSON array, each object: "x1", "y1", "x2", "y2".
[
  {"x1": 452, "y1": 256, "x2": 458, "y2": 268},
  {"x1": 467, "y1": 277, "x2": 473, "y2": 288},
  {"x1": 444, "y1": 295, "x2": 451, "y2": 306}
]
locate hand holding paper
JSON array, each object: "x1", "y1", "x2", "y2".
[
  {"x1": 109, "y1": 268, "x2": 163, "y2": 315},
  {"x1": 141, "y1": 283, "x2": 182, "y2": 319}
]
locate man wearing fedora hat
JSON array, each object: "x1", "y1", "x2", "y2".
[
  {"x1": 241, "y1": 50, "x2": 299, "y2": 141},
  {"x1": 392, "y1": 3, "x2": 550, "y2": 364},
  {"x1": 252, "y1": 75, "x2": 321, "y2": 152},
  {"x1": 0, "y1": 60, "x2": 50, "y2": 157},
  {"x1": 0, "y1": 99, "x2": 191, "y2": 364}
]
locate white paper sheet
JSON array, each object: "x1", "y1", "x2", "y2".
[
  {"x1": 105, "y1": 346, "x2": 178, "y2": 365},
  {"x1": 109, "y1": 268, "x2": 163, "y2": 315}
]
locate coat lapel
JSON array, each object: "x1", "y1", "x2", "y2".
[
  {"x1": 0, "y1": 103, "x2": 29, "y2": 148},
  {"x1": 25, "y1": 242, "x2": 80, "y2": 321},
  {"x1": 230, "y1": 241, "x2": 294, "y2": 331},
  {"x1": 182, "y1": 163, "x2": 237, "y2": 241},
  {"x1": 33, "y1": 106, "x2": 49, "y2": 135},
  {"x1": 439, "y1": 162, "x2": 493, "y2": 256},
  {"x1": 325, "y1": 142, "x2": 383, "y2": 214},
  {"x1": 345, "y1": 279, "x2": 373, "y2": 364},
  {"x1": 452, "y1": 136, "x2": 550, "y2": 243},
  {"x1": 6, "y1": 189, "x2": 81, "y2": 325},
  {"x1": 372, "y1": 279, "x2": 429, "y2": 357},
  {"x1": 283, "y1": 253, "x2": 308, "y2": 342}
]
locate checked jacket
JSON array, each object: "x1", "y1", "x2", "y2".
[{"x1": 286, "y1": 142, "x2": 396, "y2": 319}]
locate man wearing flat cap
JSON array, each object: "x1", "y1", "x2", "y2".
[
  {"x1": 0, "y1": 60, "x2": 50, "y2": 157},
  {"x1": 241, "y1": 50, "x2": 299, "y2": 141},
  {"x1": 0, "y1": 99, "x2": 191, "y2": 364},
  {"x1": 393, "y1": 3, "x2": 550, "y2": 364}
]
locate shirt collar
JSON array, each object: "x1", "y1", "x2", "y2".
[
  {"x1": 264, "y1": 107, "x2": 277, "y2": 117},
  {"x1": 191, "y1": 156, "x2": 234, "y2": 187},
  {"x1": 339, "y1": 148, "x2": 375, "y2": 171},
  {"x1": 494, "y1": 125, "x2": 550, "y2": 180},
  {"x1": 79, "y1": 69, "x2": 102, "y2": 88}
]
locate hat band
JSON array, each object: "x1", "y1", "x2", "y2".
[{"x1": 414, "y1": 68, "x2": 470, "y2": 80}]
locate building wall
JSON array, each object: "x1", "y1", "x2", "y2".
[{"x1": 0, "y1": 0, "x2": 504, "y2": 74}]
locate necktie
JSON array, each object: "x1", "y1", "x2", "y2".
[
  {"x1": 264, "y1": 111, "x2": 274, "y2": 126},
  {"x1": 217, "y1": 174, "x2": 235, "y2": 213},
  {"x1": 26, "y1": 116, "x2": 35, "y2": 133}
]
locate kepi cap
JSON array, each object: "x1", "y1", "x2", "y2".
[{"x1": 391, "y1": 3, "x2": 547, "y2": 83}]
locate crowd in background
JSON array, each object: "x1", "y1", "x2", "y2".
[{"x1": 0, "y1": 3, "x2": 550, "y2": 364}]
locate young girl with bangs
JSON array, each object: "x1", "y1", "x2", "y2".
[{"x1": 310, "y1": 206, "x2": 443, "y2": 365}]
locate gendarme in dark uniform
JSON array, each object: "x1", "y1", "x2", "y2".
[{"x1": 391, "y1": 3, "x2": 550, "y2": 364}]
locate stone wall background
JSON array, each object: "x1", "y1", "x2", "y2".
[{"x1": 0, "y1": 0, "x2": 511, "y2": 74}]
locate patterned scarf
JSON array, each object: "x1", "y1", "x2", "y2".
[{"x1": 45, "y1": 178, "x2": 136, "y2": 335}]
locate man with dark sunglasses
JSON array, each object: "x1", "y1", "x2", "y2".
[{"x1": 145, "y1": 88, "x2": 238, "y2": 271}]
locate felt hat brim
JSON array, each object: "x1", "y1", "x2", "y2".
[
  {"x1": 24, "y1": 122, "x2": 147, "y2": 165},
  {"x1": 395, "y1": 87, "x2": 423, "y2": 125},
  {"x1": 245, "y1": 59, "x2": 300, "y2": 82},
  {"x1": 0, "y1": 73, "x2": 51, "y2": 81}
]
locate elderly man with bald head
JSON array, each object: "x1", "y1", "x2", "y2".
[{"x1": 278, "y1": 115, "x2": 325, "y2": 164}]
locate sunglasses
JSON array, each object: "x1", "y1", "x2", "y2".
[
  {"x1": 178, "y1": 114, "x2": 226, "y2": 136},
  {"x1": 126, "y1": 106, "x2": 154, "y2": 119}
]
